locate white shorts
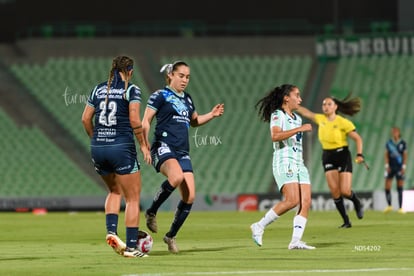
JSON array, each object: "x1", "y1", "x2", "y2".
[{"x1": 272, "y1": 163, "x2": 311, "y2": 192}]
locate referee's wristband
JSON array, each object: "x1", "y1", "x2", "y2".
[{"x1": 356, "y1": 153, "x2": 364, "y2": 158}]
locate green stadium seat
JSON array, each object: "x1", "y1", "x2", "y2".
[{"x1": 0, "y1": 108, "x2": 105, "y2": 198}]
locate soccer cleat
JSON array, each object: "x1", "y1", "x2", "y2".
[
  {"x1": 250, "y1": 222, "x2": 264, "y2": 247},
  {"x1": 288, "y1": 240, "x2": 316, "y2": 250},
  {"x1": 338, "y1": 222, "x2": 352, "y2": 228},
  {"x1": 123, "y1": 247, "x2": 148, "y2": 258},
  {"x1": 145, "y1": 212, "x2": 158, "y2": 233},
  {"x1": 354, "y1": 199, "x2": 364, "y2": 219},
  {"x1": 383, "y1": 206, "x2": 393, "y2": 213},
  {"x1": 106, "y1": 233, "x2": 126, "y2": 255},
  {"x1": 398, "y1": 208, "x2": 406, "y2": 214},
  {"x1": 163, "y1": 235, "x2": 179, "y2": 254}
]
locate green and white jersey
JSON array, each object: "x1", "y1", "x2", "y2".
[
  {"x1": 270, "y1": 109, "x2": 310, "y2": 188},
  {"x1": 270, "y1": 109, "x2": 305, "y2": 167}
]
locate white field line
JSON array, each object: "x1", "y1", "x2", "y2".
[{"x1": 123, "y1": 267, "x2": 414, "y2": 276}]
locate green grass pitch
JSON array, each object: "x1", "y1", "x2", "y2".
[{"x1": 0, "y1": 210, "x2": 413, "y2": 276}]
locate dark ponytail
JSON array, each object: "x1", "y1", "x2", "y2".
[
  {"x1": 331, "y1": 93, "x2": 361, "y2": 116},
  {"x1": 255, "y1": 84, "x2": 297, "y2": 122}
]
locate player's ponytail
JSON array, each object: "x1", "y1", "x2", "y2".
[
  {"x1": 106, "y1": 56, "x2": 134, "y2": 104},
  {"x1": 332, "y1": 92, "x2": 361, "y2": 116},
  {"x1": 256, "y1": 84, "x2": 297, "y2": 122},
  {"x1": 160, "y1": 63, "x2": 173, "y2": 74},
  {"x1": 105, "y1": 59, "x2": 117, "y2": 105}
]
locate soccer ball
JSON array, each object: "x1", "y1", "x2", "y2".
[{"x1": 137, "y1": 230, "x2": 153, "y2": 254}]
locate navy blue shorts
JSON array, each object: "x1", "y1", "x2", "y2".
[
  {"x1": 385, "y1": 167, "x2": 405, "y2": 181},
  {"x1": 151, "y1": 141, "x2": 193, "y2": 173},
  {"x1": 91, "y1": 143, "x2": 140, "y2": 175}
]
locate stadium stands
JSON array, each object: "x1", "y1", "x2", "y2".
[
  {"x1": 4, "y1": 43, "x2": 413, "y2": 201},
  {"x1": 0, "y1": 108, "x2": 105, "y2": 197},
  {"x1": 9, "y1": 57, "x2": 151, "y2": 151},
  {"x1": 6, "y1": 54, "x2": 311, "y2": 196}
]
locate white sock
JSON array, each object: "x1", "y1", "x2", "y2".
[
  {"x1": 258, "y1": 209, "x2": 279, "y2": 228},
  {"x1": 291, "y1": 215, "x2": 307, "y2": 243}
]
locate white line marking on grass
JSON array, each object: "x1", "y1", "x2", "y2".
[{"x1": 123, "y1": 267, "x2": 414, "y2": 276}]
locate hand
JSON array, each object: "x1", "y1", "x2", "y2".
[
  {"x1": 355, "y1": 156, "x2": 364, "y2": 164},
  {"x1": 355, "y1": 154, "x2": 369, "y2": 170},
  {"x1": 140, "y1": 145, "x2": 152, "y2": 165},
  {"x1": 301, "y1": 123, "x2": 312, "y2": 132},
  {"x1": 211, "y1": 103, "x2": 224, "y2": 117}
]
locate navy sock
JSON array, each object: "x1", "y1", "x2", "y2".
[
  {"x1": 106, "y1": 213, "x2": 118, "y2": 234},
  {"x1": 166, "y1": 200, "x2": 193, "y2": 238},
  {"x1": 397, "y1": 187, "x2": 403, "y2": 208},
  {"x1": 385, "y1": 189, "x2": 392, "y2": 206},
  {"x1": 126, "y1": 227, "x2": 138, "y2": 249},
  {"x1": 147, "y1": 180, "x2": 175, "y2": 215}
]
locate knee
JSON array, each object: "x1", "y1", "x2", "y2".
[
  {"x1": 109, "y1": 187, "x2": 122, "y2": 195},
  {"x1": 169, "y1": 174, "x2": 185, "y2": 187},
  {"x1": 341, "y1": 189, "x2": 352, "y2": 197},
  {"x1": 180, "y1": 185, "x2": 196, "y2": 203},
  {"x1": 284, "y1": 198, "x2": 299, "y2": 209},
  {"x1": 331, "y1": 188, "x2": 344, "y2": 198},
  {"x1": 187, "y1": 192, "x2": 196, "y2": 203},
  {"x1": 183, "y1": 196, "x2": 195, "y2": 204}
]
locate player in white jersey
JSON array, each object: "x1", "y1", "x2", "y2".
[
  {"x1": 250, "y1": 84, "x2": 315, "y2": 250},
  {"x1": 271, "y1": 109, "x2": 310, "y2": 185}
]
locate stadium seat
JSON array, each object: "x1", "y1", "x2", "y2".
[{"x1": 0, "y1": 108, "x2": 105, "y2": 198}]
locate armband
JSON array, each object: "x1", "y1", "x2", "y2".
[
  {"x1": 385, "y1": 164, "x2": 389, "y2": 168},
  {"x1": 356, "y1": 153, "x2": 364, "y2": 158},
  {"x1": 402, "y1": 164, "x2": 406, "y2": 169}
]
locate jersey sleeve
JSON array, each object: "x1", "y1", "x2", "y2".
[
  {"x1": 126, "y1": 84, "x2": 142, "y2": 103},
  {"x1": 270, "y1": 110, "x2": 283, "y2": 129},
  {"x1": 186, "y1": 93, "x2": 196, "y2": 115},
  {"x1": 147, "y1": 90, "x2": 163, "y2": 111},
  {"x1": 87, "y1": 85, "x2": 98, "y2": 107},
  {"x1": 342, "y1": 117, "x2": 356, "y2": 133}
]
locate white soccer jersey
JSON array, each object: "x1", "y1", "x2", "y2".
[{"x1": 270, "y1": 109, "x2": 305, "y2": 167}]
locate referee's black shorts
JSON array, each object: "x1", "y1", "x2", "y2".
[{"x1": 322, "y1": 146, "x2": 352, "y2": 173}]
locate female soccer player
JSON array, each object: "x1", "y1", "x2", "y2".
[
  {"x1": 142, "y1": 61, "x2": 224, "y2": 253},
  {"x1": 250, "y1": 84, "x2": 315, "y2": 250},
  {"x1": 297, "y1": 94, "x2": 364, "y2": 228},
  {"x1": 383, "y1": 126, "x2": 407, "y2": 214},
  {"x1": 82, "y1": 55, "x2": 151, "y2": 258}
]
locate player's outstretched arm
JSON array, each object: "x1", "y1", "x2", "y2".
[
  {"x1": 296, "y1": 106, "x2": 316, "y2": 121},
  {"x1": 190, "y1": 103, "x2": 224, "y2": 127}
]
